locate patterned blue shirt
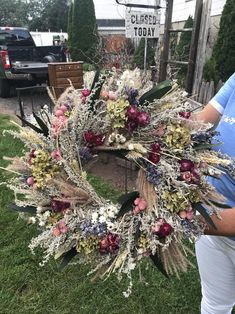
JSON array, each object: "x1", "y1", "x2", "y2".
[{"x1": 208, "y1": 73, "x2": 235, "y2": 239}]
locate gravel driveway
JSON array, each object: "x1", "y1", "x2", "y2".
[{"x1": 0, "y1": 87, "x2": 52, "y2": 119}]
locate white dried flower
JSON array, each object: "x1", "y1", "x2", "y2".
[
  {"x1": 128, "y1": 144, "x2": 134, "y2": 150},
  {"x1": 106, "y1": 222, "x2": 114, "y2": 231},
  {"x1": 36, "y1": 206, "x2": 43, "y2": 214},
  {"x1": 99, "y1": 207, "x2": 105, "y2": 215},
  {"x1": 99, "y1": 216, "x2": 106, "y2": 224},
  {"x1": 39, "y1": 221, "x2": 46, "y2": 227},
  {"x1": 116, "y1": 134, "x2": 126, "y2": 144},
  {"x1": 91, "y1": 212, "x2": 99, "y2": 223},
  {"x1": 28, "y1": 217, "x2": 36, "y2": 224},
  {"x1": 108, "y1": 133, "x2": 116, "y2": 144}
]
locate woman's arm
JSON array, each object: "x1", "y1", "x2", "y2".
[
  {"x1": 202, "y1": 208, "x2": 235, "y2": 237},
  {"x1": 194, "y1": 103, "x2": 222, "y2": 125},
  {"x1": 193, "y1": 73, "x2": 235, "y2": 124}
]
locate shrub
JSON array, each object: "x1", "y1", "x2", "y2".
[
  {"x1": 211, "y1": 0, "x2": 235, "y2": 81},
  {"x1": 133, "y1": 38, "x2": 155, "y2": 69}
]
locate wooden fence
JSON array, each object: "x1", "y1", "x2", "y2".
[{"x1": 194, "y1": 79, "x2": 223, "y2": 105}]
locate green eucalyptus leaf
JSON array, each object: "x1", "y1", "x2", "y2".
[
  {"x1": 90, "y1": 69, "x2": 100, "y2": 91},
  {"x1": 33, "y1": 112, "x2": 49, "y2": 137},
  {"x1": 16, "y1": 115, "x2": 44, "y2": 134},
  {"x1": 149, "y1": 253, "x2": 169, "y2": 278},
  {"x1": 139, "y1": 80, "x2": 172, "y2": 105},
  {"x1": 88, "y1": 74, "x2": 106, "y2": 111},
  {"x1": 59, "y1": 247, "x2": 77, "y2": 270},
  {"x1": 9, "y1": 203, "x2": 37, "y2": 214}
]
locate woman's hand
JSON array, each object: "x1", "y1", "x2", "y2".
[{"x1": 200, "y1": 207, "x2": 235, "y2": 237}]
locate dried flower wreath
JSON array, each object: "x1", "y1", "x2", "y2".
[{"x1": 2, "y1": 68, "x2": 235, "y2": 296}]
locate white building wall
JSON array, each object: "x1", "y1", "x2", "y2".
[
  {"x1": 94, "y1": 0, "x2": 226, "y2": 23},
  {"x1": 159, "y1": 0, "x2": 226, "y2": 23}
]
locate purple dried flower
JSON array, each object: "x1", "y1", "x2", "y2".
[
  {"x1": 146, "y1": 163, "x2": 162, "y2": 185},
  {"x1": 79, "y1": 147, "x2": 93, "y2": 163},
  {"x1": 81, "y1": 222, "x2": 107, "y2": 236}
]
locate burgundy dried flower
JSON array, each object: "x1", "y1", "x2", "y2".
[
  {"x1": 51, "y1": 199, "x2": 70, "y2": 212},
  {"x1": 148, "y1": 152, "x2": 160, "y2": 164},
  {"x1": 179, "y1": 111, "x2": 191, "y2": 119},
  {"x1": 158, "y1": 223, "x2": 173, "y2": 237},
  {"x1": 179, "y1": 159, "x2": 194, "y2": 172},
  {"x1": 126, "y1": 105, "x2": 139, "y2": 120},
  {"x1": 99, "y1": 233, "x2": 120, "y2": 254},
  {"x1": 136, "y1": 111, "x2": 150, "y2": 127}
]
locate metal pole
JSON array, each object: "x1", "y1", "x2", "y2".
[{"x1": 144, "y1": 37, "x2": 147, "y2": 72}]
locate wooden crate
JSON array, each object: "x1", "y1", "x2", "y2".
[{"x1": 48, "y1": 62, "x2": 83, "y2": 98}]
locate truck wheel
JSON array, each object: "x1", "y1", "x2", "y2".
[{"x1": 0, "y1": 79, "x2": 11, "y2": 98}]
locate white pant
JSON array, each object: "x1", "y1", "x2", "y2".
[{"x1": 195, "y1": 235, "x2": 235, "y2": 314}]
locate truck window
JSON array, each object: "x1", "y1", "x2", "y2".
[{"x1": 0, "y1": 29, "x2": 35, "y2": 46}]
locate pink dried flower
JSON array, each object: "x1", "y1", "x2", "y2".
[
  {"x1": 100, "y1": 90, "x2": 109, "y2": 100},
  {"x1": 58, "y1": 221, "x2": 68, "y2": 234},
  {"x1": 108, "y1": 91, "x2": 118, "y2": 101},
  {"x1": 81, "y1": 89, "x2": 91, "y2": 97},
  {"x1": 52, "y1": 221, "x2": 69, "y2": 236},
  {"x1": 154, "y1": 125, "x2": 165, "y2": 137},
  {"x1": 133, "y1": 197, "x2": 147, "y2": 214},
  {"x1": 60, "y1": 105, "x2": 68, "y2": 113},
  {"x1": 26, "y1": 177, "x2": 35, "y2": 186},
  {"x1": 52, "y1": 227, "x2": 61, "y2": 237},
  {"x1": 52, "y1": 116, "x2": 67, "y2": 136},
  {"x1": 179, "y1": 210, "x2": 187, "y2": 219},
  {"x1": 179, "y1": 111, "x2": 191, "y2": 119},
  {"x1": 51, "y1": 150, "x2": 62, "y2": 161},
  {"x1": 55, "y1": 109, "x2": 64, "y2": 117}
]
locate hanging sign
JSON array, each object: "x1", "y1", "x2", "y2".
[{"x1": 125, "y1": 10, "x2": 160, "y2": 38}]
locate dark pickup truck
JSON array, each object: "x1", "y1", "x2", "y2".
[{"x1": 0, "y1": 27, "x2": 66, "y2": 97}]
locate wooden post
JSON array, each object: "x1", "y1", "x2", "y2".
[
  {"x1": 185, "y1": 0, "x2": 203, "y2": 94},
  {"x1": 158, "y1": 0, "x2": 173, "y2": 83},
  {"x1": 192, "y1": 0, "x2": 212, "y2": 98}
]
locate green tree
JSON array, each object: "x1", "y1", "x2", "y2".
[
  {"x1": 133, "y1": 38, "x2": 155, "y2": 69},
  {"x1": 67, "y1": 1, "x2": 73, "y2": 47},
  {"x1": 0, "y1": 0, "x2": 28, "y2": 26},
  {"x1": 175, "y1": 16, "x2": 193, "y2": 61},
  {"x1": 174, "y1": 16, "x2": 193, "y2": 86},
  {"x1": 210, "y1": 0, "x2": 235, "y2": 81},
  {"x1": 68, "y1": 0, "x2": 100, "y2": 64},
  {"x1": 28, "y1": 0, "x2": 69, "y2": 32}
]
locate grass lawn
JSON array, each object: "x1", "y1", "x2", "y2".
[{"x1": 0, "y1": 114, "x2": 202, "y2": 314}]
